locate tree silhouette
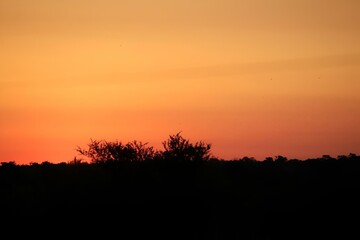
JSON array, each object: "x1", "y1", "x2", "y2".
[
  {"x1": 76, "y1": 139, "x2": 155, "y2": 164},
  {"x1": 0, "y1": 138, "x2": 359, "y2": 240},
  {"x1": 275, "y1": 155, "x2": 288, "y2": 163},
  {"x1": 161, "y1": 132, "x2": 212, "y2": 162},
  {"x1": 76, "y1": 133, "x2": 211, "y2": 164},
  {"x1": 68, "y1": 156, "x2": 85, "y2": 165}
]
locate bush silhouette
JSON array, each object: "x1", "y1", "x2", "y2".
[
  {"x1": 161, "y1": 132, "x2": 212, "y2": 162},
  {"x1": 76, "y1": 139, "x2": 156, "y2": 164},
  {"x1": 76, "y1": 132, "x2": 212, "y2": 164},
  {"x1": 0, "y1": 140, "x2": 359, "y2": 240}
]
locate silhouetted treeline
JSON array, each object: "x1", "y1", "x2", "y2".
[
  {"x1": 75, "y1": 132, "x2": 213, "y2": 164},
  {"x1": 0, "y1": 133, "x2": 359, "y2": 239}
]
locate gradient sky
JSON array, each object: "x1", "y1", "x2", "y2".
[{"x1": 1, "y1": 0, "x2": 360, "y2": 164}]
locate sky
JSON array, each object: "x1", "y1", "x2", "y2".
[{"x1": 1, "y1": 0, "x2": 360, "y2": 164}]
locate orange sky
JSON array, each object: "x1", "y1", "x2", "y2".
[{"x1": 1, "y1": 0, "x2": 360, "y2": 164}]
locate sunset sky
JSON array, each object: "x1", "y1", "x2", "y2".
[{"x1": 1, "y1": 0, "x2": 360, "y2": 164}]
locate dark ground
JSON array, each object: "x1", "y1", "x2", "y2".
[{"x1": 1, "y1": 157, "x2": 359, "y2": 239}]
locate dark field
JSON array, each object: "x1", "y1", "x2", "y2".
[{"x1": 1, "y1": 155, "x2": 359, "y2": 239}]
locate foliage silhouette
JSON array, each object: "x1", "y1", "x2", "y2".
[
  {"x1": 161, "y1": 132, "x2": 212, "y2": 162},
  {"x1": 76, "y1": 132, "x2": 212, "y2": 164},
  {"x1": 76, "y1": 139, "x2": 156, "y2": 164},
  {"x1": 0, "y1": 135, "x2": 359, "y2": 239}
]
